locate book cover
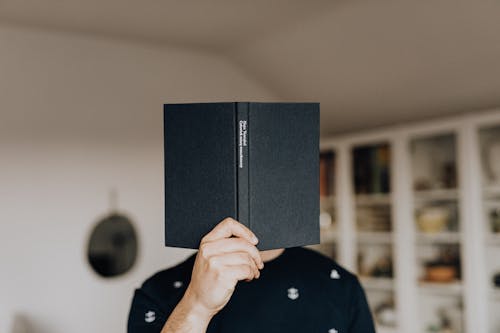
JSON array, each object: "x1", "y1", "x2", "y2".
[{"x1": 164, "y1": 102, "x2": 320, "y2": 250}]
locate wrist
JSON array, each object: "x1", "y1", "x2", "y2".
[{"x1": 181, "y1": 286, "x2": 215, "y2": 323}]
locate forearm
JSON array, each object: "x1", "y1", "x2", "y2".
[{"x1": 161, "y1": 289, "x2": 213, "y2": 333}]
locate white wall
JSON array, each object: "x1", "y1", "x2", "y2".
[{"x1": 0, "y1": 25, "x2": 277, "y2": 333}]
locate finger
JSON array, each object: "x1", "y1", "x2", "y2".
[
  {"x1": 208, "y1": 251, "x2": 255, "y2": 266},
  {"x1": 201, "y1": 238, "x2": 263, "y2": 270},
  {"x1": 208, "y1": 252, "x2": 260, "y2": 278},
  {"x1": 201, "y1": 237, "x2": 263, "y2": 268},
  {"x1": 225, "y1": 264, "x2": 257, "y2": 283},
  {"x1": 201, "y1": 217, "x2": 258, "y2": 245}
]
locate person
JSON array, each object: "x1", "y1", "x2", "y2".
[{"x1": 128, "y1": 217, "x2": 376, "y2": 333}]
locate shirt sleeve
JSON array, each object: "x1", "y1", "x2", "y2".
[
  {"x1": 348, "y1": 277, "x2": 377, "y2": 333},
  {"x1": 127, "y1": 288, "x2": 169, "y2": 333}
]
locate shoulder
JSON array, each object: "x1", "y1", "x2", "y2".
[
  {"x1": 290, "y1": 247, "x2": 370, "y2": 314},
  {"x1": 289, "y1": 248, "x2": 375, "y2": 331},
  {"x1": 287, "y1": 247, "x2": 364, "y2": 302},
  {"x1": 288, "y1": 246, "x2": 357, "y2": 282},
  {"x1": 140, "y1": 252, "x2": 197, "y2": 298},
  {"x1": 128, "y1": 252, "x2": 197, "y2": 331}
]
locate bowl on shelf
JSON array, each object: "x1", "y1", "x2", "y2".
[
  {"x1": 374, "y1": 300, "x2": 397, "y2": 327},
  {"x1": 417, "y1": 207, "x2": 450, "y2": 233},
  {"x1": 319, "y1": 211, "x2": 333, "y2": 228},
  {"x1": 425, "y1": 265, "x2": 457, "y2": 283},
  {"x1": 370, "y1": 256, "x2": 393, "y2": 278}
]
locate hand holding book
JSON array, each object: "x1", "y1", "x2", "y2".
[{"x1": 161, "y1": 217, "x2": 263, "y2": 333}]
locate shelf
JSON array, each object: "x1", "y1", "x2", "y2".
[
  {"x1": 483, "y1": 185, "x2": 500, "y2": 198},
  {"x1": 360, "y1": 277, "x2": 395, "y2": 291},
  {"x1": 376, "y1": 326, "x2": 399, "y2": 333},
  {"x1": 416, "y1": 232, "x2": 461, "y2": 244},
  {"x1": 413, "y1": 189, "x2": 459, "y2": 202},
  {"x1": 418, "y1": 281, "x2": 463, "y2": 296},
  {"x1": 355, "y1": 193, "x2": 392, "y2": 206},
  {"x1": 320, "y1": 195, "x2": 337, "y2": 203},
  {"x1": 318, "y1": 113, "x2": 500, "y2": 333},
  {"x1": 357, "y1": 231, "x2": 393, "y2": 244},
  {"x1": 483, "y1": 199, "x2": 500, "y2": 208},
  {"x1": 306, "y1": 243, "x2": 337, "y2": 261}
]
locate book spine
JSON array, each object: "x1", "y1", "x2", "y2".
[{"x1": 236, "y1": 102, "x2": 250, "y2": 228}]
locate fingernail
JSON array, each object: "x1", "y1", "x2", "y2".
[{"x1": 252, "y1": 236, "x2": 258, "y2": 244}]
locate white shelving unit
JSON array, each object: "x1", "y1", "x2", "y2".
[
  {"x1": 317, "y1": 109, "x2": 500, "y2": 333},
  {"x1": 477, "y1": 120, "x2": 500, "y2": 333}
]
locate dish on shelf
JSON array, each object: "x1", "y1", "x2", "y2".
[
  {"x1": 417, "y1": 207, "x2": 450, "y2": 233},
  {"x1": 358, "y1": 253, "x2": 394, "y2": 278},
  {"x1": 423, "y1": 245, "x2": 461, "y2": 283},
  {"x1": 371, "y1": 256, "x2": 393, "y2": 278},
  {"x1": 374, "y1": 298, "x2": 397, "y2": 328},
  {"x1": 425, "y1": 266, "x2": 458, "y2": 283},
  {"x1": 425, "y1": 306, "x2": 462, "y2": 333},
  {"x1": 319, "y1": 211, "x2": 333, "y2": 228}
]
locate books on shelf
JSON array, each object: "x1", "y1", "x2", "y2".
[
  {"x1": 357, "y1": 232, "x2": 393, "y2": 244},
  {"x1": 353, "y1": 144, "x2": 391, "y2": 195},
  {"x1": 416, "y1": 232, "x2": 461, "y2": 244},
  {"x1": 413, "y1": 188, "x2": 459, "y2": 202},
  {"x1": 360, "y1": 276, "x2": 395, "y2": 291},
  {"x1": 355, "y1": 193, "x2": 392, "y2": 205}
]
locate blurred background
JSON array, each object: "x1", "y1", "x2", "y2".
[{"x1": 1, "y1": 1, "x2": 500, "y2": 333}]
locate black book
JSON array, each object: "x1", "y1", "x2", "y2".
[{"x1": 164, "y1": 102, "x2": 320, "y2": 250}]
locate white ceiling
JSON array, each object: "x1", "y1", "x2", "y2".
[
  {"x1": 0, "y1": 0, "x2": 334, "y2": 49},
  {"x1": 2, "y1": 0, "x2": 500, "y2": 136}
]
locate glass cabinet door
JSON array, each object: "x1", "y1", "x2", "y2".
[
  {"x1": 352, "y1": 143, "x2": 397, "y2": 332},
  {"x1": 410, "y1": 133, "x2": 464, "y2": 333},
  {"x1": 309, "y1": 150, "x2": 338, "y2": 261},
  {"x1": 479, "y1": 125, "x2": 500, "y2": 333}
]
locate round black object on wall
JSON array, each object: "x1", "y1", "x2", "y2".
[{"x1": 87, "y1": 213, "x2": 138, "y2": 278}]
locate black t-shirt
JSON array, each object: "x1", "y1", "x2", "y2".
[{"x1": 128, "y1": 247, "x2": 376, "y2": 333}]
